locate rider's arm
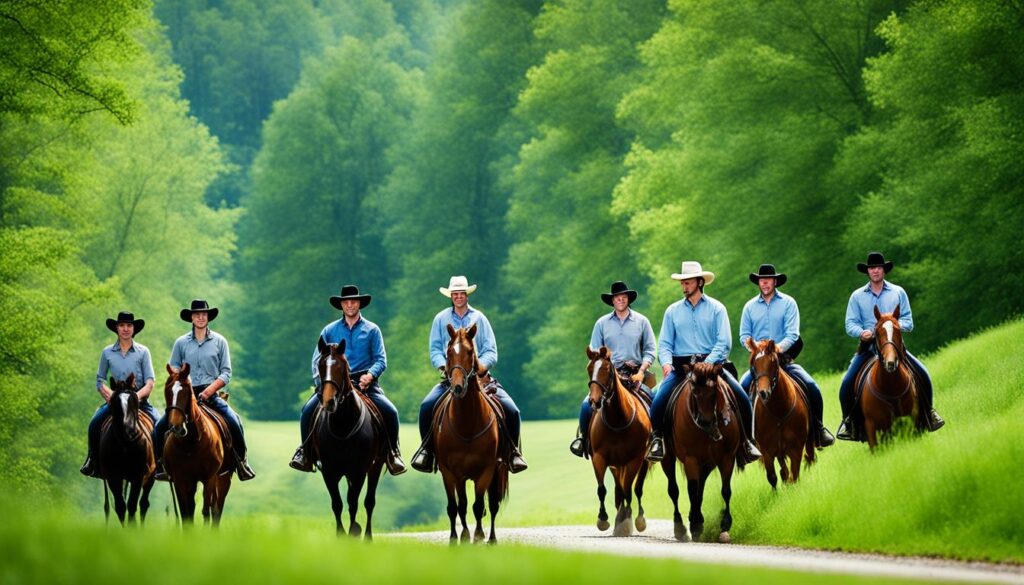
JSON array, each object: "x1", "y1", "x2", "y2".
[
  {"x1": 139, "y1": 347, "x2": 156, "y2": 400},
  {"x1": 367, "y1": 324, "x2": 386, "y2": 380},
  {"x1": 589, "y1": 318, "x2": 604, "y2": 353},
  {"x1": 845, "y1": 291, "x2": 866, "y2": 339},
  {"x1": 897, "y1": 287, "x2": 914, "y2": 332},
  {"x1": 429, "y1": 312, "x2": 447, "y2": 370},
  {"x1": 706, "y1": 303, "x2": 732, "y2": 364},
  {"x1": 738, "y1": 301, "x2": 753, "y2": 349},
  {"x1": 778, "y1": 297, "x2": 800, "y2": 353},
  {"x1": 475, "y1": 314, "x2": 498, "y2": 370},
  {"x1": 640, "y1": 316, "x2": 657, "y2": 371},
  {"x1": 658, "y1": 305, "x2": 675, "y2": 370},
  {"x1": 216, "y1": 336, "x2": 232, "y2": 386},
  {"x1": 95, "y1": 351, "x2": 111, "y2": 401}
]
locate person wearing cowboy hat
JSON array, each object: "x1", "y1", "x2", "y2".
[
  {"x1": 646, "y1": 261, "x2": 762, "y2": 464},
  {"x1": 289, "y1": 285, "x2": 406, "y2": 475},
  {"x1": 80, "y1": 311, "x2": 158, "y2": 478},
  {"x1": 153, "y1": 300, "x2": 256, "y2": 481},
  {"x1": 738, "y1": 264, "x2": 834, "y2": 448},
  {"x1": 410, "y1": 276, "x2": 528, "y2": 474},
  {"x1": 569, "y1": 281, "x2": 657, "y2": 458},
  {"x1": 836, "y1": 252, "x2": 944, "y2": 439}
]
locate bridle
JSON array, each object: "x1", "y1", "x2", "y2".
[
  {"x1": 750, "y1": 351, "x2": 779, "y2": 401},
  {"x1": 687, "y1": 372, "x2": 727, "y2": 441},
  {"x1": 588, "y1": 360, "x2": 637, "y2": 432},
  {"x1": 446, "y1": 337, "x2": 479, "y2": 398}
]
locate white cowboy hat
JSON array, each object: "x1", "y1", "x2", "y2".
[
  {"x1": 671, "y1": 261, "x2": 715, "y2": 285},
  {"x1": 439, "y1": 275, "x2": 478, "y2": 297}
]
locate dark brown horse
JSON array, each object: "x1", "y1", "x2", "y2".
[
  {"x1": 662, "y1": 362, "x2": 742, "y2": 543},
  {"x1": 162, "y1": 363, "x2": 231, "y2": 525},
  {"x1": 99, "y1": 374, "x2": 156, "y2": 525},
  {"x1": 313, "y1": 337, "x2": 385, "y2": 538},
  {"x1": 433, "y1": 324, "x2": 508, "y2": 545},
  {"x1": 585, "y1": 346, "x2": 650, "y2": 536},
  {"x1": 745, "y1": 339, "x2": 814, "y2": 488},
  {"x1": 858, "y1": 305, "x2": 924, "y2": 449}
]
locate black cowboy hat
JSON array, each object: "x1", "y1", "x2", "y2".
[
  {"x1": 601, "y1": 281, "x2": 638, "y2": 306},
  {"x1": 180, "y1": 299, "x2": 219, "y2": 323},
  {"x1": 749, "y1": 264, "x2": 788, "y2": 287},
  {"x1": 106, "y1": 311, "x2": 145, "y2": 336},
  {"x1": 857, "y1": 251, "x2": 894, "y2": 274},
  {"x1": 330, "y1": 284, "x2": 371, "y2": 309}
]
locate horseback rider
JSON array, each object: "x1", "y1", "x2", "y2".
[
  {"x1": 570, "y1": 281, "x2": 656, "y2": 458},
  {"x1": 410, "y1": 276, "x2": 528, "y2": 474},
  {"x1": 836, "y1": 252, "x2": 945, "y2": 440},
  {"x1": 290, "y1": 285, "x2": 406, "y2": 475},
  {"x1": 646, "y1": 261, "x2": 762, "y2": 464},
  {"x1": 738, "y1": 264, "x2": 835, "y2": 447},
  {"x1": 80, "y1": 311, "x2": 159, "y2": 477},
  {"x1": 153, "y1": 300, "x2": 256, "y2": 481}
]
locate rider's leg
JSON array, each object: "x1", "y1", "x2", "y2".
[
  {"x1": 364, "y1": 383, "x2": 407, "y2": 475},
  {"x1": 906, "y1": 350, "x2": 943, "y2": 431},
  {"x1": 290, "y1": 392, "x2": 320, "y2": 471},
  {"x1": 411, "y1": 383, "x2": 447, "y2": 473},
  {"x1": 207, "y1": 395, "x2": 255, "y2": 480},
  {"x1": 723, "y1": 370, "x2": 762, "y2": 463},
  {"x1": 490, "y1": 382, "x2": 528, "y2": 473},
  {"x1": 646, "y1": 369, "x2": 680, "y2": 461},
  {"x1": 81, "y1": 403, "x2": 110, "y2": 476},
  {"x1": 784, "y1": 363, "x2": 834, "y2": 446},
  {"x1": 837, "y1": 351, "x2": 872, "y2": 438},
  {"x1": 570, "y1": 397, "x2": 593, "y2": 457}
]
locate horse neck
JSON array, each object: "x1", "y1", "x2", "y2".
[
  {"x1": 870, "y1": 357, "x2": 913, "y2": 393},
  {"x1": 602, "y1": 375, "x2": 636, "y2": 426},
  {"x1": 326, "y1": 385, "x2": 364, "y2": 435},
  {"x1": 449, "y1": 376, "x2": 491, "y2": 432},
  {"x1": 765, "y1": 367, "x2": 798, "y2": 413}
]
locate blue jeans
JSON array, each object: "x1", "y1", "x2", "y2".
[
  {"x1": 838, "y1": 349, "x2": 934, "y2": 419},
  {"x1": 299, "y1": 383, "x2": 400, "y2": 448},
  {"x1": 88, "y1": 400, "x2": 159, "y2": 455},
  {"x1": 651, "y1": 368, "x2": 752, "y2": 438},
  {"x1": 419, "y1": 380, "x2": 522, "y2": 446},
  {"x1": 741, "y1": 363, "x2": 825, "y2": 428},
  {"x1": 578, "y1": 385, "x2": 653, "y2": 435},
  {"x1": 153, "y1": 386, "x2": 247, "y2": 459}
]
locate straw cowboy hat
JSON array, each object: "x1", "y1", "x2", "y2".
[
  {"x1": 749, "y1": 264, "x2": 788, "y2": 287},
  {"x1": 439, "y1": 275, "x2": 477, "y2": 297},
  {"x1": 671, "y1": 261, "x2": 715, "y2": 285},
  {"x1": 106, "y1": 311, "x2": 145, "y2": 336},
  {"x1": 857, "y1": 251, "x2": 894, "y2": 274},
  {"x1": 329, "y1": 284, "x2": 372, "y2": 309},
  {"x1": 179, "y1": 299, "x2": 219, "y2": 322}
]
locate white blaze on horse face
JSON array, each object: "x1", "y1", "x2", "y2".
[
  {"x1": 171, "y1": 380, "x2": 182, "y2": 407},
  {"x1": 119, "y1": 393, "x2": 130, "y2": 412},
  {"x1": 453, "y1": 339, "x2": 461, "y2": 355},
  {"x1": 592, "y1": 359, "x2": 603, "y2": 382},
  {"x1": 882, "y1": 320, "x2": 895, "y2": 343},
  {"x1": 755, "y1": 351, "x2": 765, "y2": 360}
]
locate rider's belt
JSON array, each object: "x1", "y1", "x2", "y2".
[
  {"x1": 856, "y1": 340, "x2": 873, "y2": 355},
  {"x1": 194, "y1": 384, "x2": 210, "y2": 392},
  {"x1": 671, "y1": 355, "x2": 709, "y2": 371}
]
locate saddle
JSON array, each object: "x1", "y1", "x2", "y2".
[
  {"x1": 424, "y1": 376, "x2": 510, "y2": 473},
  {"x1": 664, "y1": 375, "x2": 746, "y2": 468},
  {"x1": 310, "y1": 390, "x2": 387, "y2": 457},
  {"x1": 615, "y1": 364, "x2": 654, "y2": 410},
  {"x1": 197, "y1": 402, "x2": 235, "y2": 475}
]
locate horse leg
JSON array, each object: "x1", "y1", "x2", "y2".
[
  {"x1": 593, "y1": 456, "x2": 610, "y2": 531},
  {"x1": 346, "y1": 474, "x2": 365, "y2": 538},
  {"x1": 323, "y1": 472, "x2": 345, "y2": 535},
  {"x1": 763, "y1": 445, "x2": 778, "y2": 489},
  {"x1": 634, "y1": 460, "x2": 648, "y2": 533},
  {"x1": 718, "y1": 459, "x2": 735, "y2": 543},
  {"x1": 201, "y1": 477, "x2": 218, "y2": 527},
  {"x1": 177, "y1": 481, "x2": 198, "y2": 525},
  {"x1": 441, "y1": 471, "x2": 459, "y2": 544},
  {"x1": 456, "y1": 479, "x2": 471, "y2": 543},
  {"x1": 487, "y1": 469, "x2": 504, "y2": 545},
  {"x1": 109, "y1": 478, "x2": 127, "y2": 525},
  {"x1": 126, "y1": 479, "x2": 142, "y2": 524},
  {"x1": 472, "y1": 474, "x2": 490, "y2": 544},
  {"x1": 787, "y1": 443, "x2": 803, "y2": 483},
  {"x1": 139, "y1": 476, "x2": 154, "y2": 524},
  {"x1": 615, "y1": 464, "x2": 639, "y2": 537},
  {"x1": 215, "y1": 474, "x2": 231, "y2": 524},
  {"x1": 662, "y1": 456, "x2": 687, "y2": 542},
  {"x1": 363, "y1": 461, "x2": 384, "y2": 542},
  {"x1": 777, "y1": 453, "x2": 789, "y2": 483},
  {"x1": 684, "y1": 459, "x2": 705, "y2": 542},
  {"x1": 865, "y1": 417, "x2": 878, "y2": 451}
]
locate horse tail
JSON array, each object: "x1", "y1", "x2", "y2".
[
  {"x1": 804, "y1": 431, "x2": 816, "y2": 468},
  {"x1": 492, "y1": 463, "x2": 510, "y2": 505}
]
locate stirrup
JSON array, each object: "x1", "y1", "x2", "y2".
[
  {"x1": 927, "y1": 408, "x2": 945, "y2": 432},
  {"x1": 836, "y1": 418, "x2": 855, "y2": 441},
  {"x1": 289, "y1": 447, "x2": 315, "y2": 472},
  {"x1": 569, "y1": 437, "x2": 586, "y2": 458},
  {"x1": 646, "y1": 436, "x2": 665, "y2": 462},
  {"x1": 387, "y1": 450, "x2": 407, "y2": 476},
  {"x1": 742, "y1": 440, "x2": 762, "y2": 464},
  {"x1": 154, "y1": 460, "x2": 170, "y2": 482},
  {"x1": 509, "y1": 450, "x2": 528, "y2": 474},
  {"x1": 236, "y1": 455, "x2": 256, "y2": 481},
  {"x1": 817, "y1": 426, "x2": 835, "y2": 448},
  {"x1": 411, "y1": 448, "x2": 435, "y2": 473}
]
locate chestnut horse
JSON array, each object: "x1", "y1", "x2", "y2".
[
  {"x1": 313, "y1": 337, "x2": 385, "y2": 538},
  {"x1": 162, "y1": 363, "x2": 231, "y2": 525},
  {"x1": 745, "y1": 339, "x2": 814, "y2": 489},
  {"x1": 857, "y1": 305, "x2": 925, "y2": 449},
  {"x1": 662, "y1": 362, "x2": 742, "y2": 543},
  {"x1": 433, "y1": 324, "x2": 508, "y2": 545},
  {"x1": 99, "y1": 374, "x2": 156, "y2": 525},
  {"x1": 585, "y1": 346, "x2": 650, "y2": 536}
]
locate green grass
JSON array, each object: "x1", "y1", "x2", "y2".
[
  {"x1": 76, "y1": 320, "x2": 1024, "y2": 563},
  {"x1": 0, "y1": 503, "x2": 944, "y2": 585}
]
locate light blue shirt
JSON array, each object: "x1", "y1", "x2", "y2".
[
  {"x1": 658, "y1": 294, "x2": 732, "y2": 365},
  {"x1": 312, "y1": 316, "x2": 387, "y2": 382},
  {"x1": 170, "y1": 329, "x2": 232, "y2": 387},
  {"x1": 96, "y1": 341, "x2": 155, "y2": 391},
  {"x1": 739, "y1": 291, "x2": 799, "y2": 352},
  {"x1": 590, "y1": 309, "x2": 657, "y2": 367},
  {"x1": 845, "y1": 280, "x2": 914, "y2": 338},
  {"x1": 429, "y1": 305, "x2": 497, "y2": 370}
]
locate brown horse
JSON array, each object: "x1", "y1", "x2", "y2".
[
  {"x1": 662, "y1": 362, "x2": 742, "y2": 543},
  {"x1": 162, "y1": 362, "x2": 231, "y2": 525},
  {"x1": 313, "y1": 337, "x2": 385, "y2": 538},
  {"x1": 857, "y1": 305, "x2": 924, "y2": 449},
  {"x1": 99, "y1": 374, "x2": 156, "y2": 525},
  {"x1": 585, "y1": 346, "x2": 650, "y2": 536},
  {"x1": 745, "y1": 339, "x2": 814, "y2": 488},
  {"x1": 433, "y1": 324, "x2": 508, "y2": 545}
]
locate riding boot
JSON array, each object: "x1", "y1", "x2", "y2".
[
  {"x1": 80, "y1": 454, "x2": 100, "y2": 478},
  {"x1": 569, "y1": 426, "x2": 588, "y2": 458},
  {"x1": 509, "y1": 446, "x2": 528, "y2": 474},
  {"x1": 646, "y1": 432, "x2": 665, "y2": 462},
  {"x1": 927, "y1": 408, "x2": 945, "y2": 432},
  {"x1": 289, "y1": 445, "x2": 315, "y2": 472},
  {"x1": 235, "y1": 451, "x2": 256, "y2": 481},
  {"x1": 817, "y1": 423, "x2": 836, "y2": 448},
  {"x1": 836, "y1": 417, "x2": 855, "y2": 441},
  {"x1": 740, "y1": 439, "x2": 762, "y2": 464},
  {"x1": 386, "y1": 446, "x2": 407, "y2": 476},
  {"x1": 411, "y1": 440, "x2": 435, "y2": 473},
  {"x1": 154, "y1": 460, "x2": 170, "y2": 482}
]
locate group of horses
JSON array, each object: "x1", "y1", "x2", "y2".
[
  {"x1": 584, "y1": 306, "x2": 928, "y2": 543},
  {"x1": 95, "y1": 308, "x2": 923, "y2": 546}
]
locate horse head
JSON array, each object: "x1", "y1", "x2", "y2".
[
  {"x1": 317, "y1": 337, "x2": 352, "y2": 414},
  {"x1": 110, "y1": 373, "x2": 141, "y2": 440},
  {"x1": 164, "y1": 363, "x2": 194, "y2": 438},
  {"x1": 873, "y1": 305, "x2": 905, "y2": 373},
  {"x1": 446, "y1": 324, "x2": 480, "y2": 398},
  {"x1": 689, "y1": 362, "x2": 725, "y2": 442},
  {"x1": 585, "y1": 346, "x2": 616, "y2": 410},
  {"x1": 745, "y1": 338, "x2": 780, "y2": 403}
]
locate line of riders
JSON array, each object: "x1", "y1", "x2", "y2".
[{"x1": 81, "y1": 252, "x2": 945, "y2": 483}]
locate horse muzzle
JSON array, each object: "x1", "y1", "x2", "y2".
[
  {"x1": 758, "y1": 390, "x2": 771, "y2": 403},
  {"x1": 883, "y1": 359, "x2": 899, "y2": 373},
  {"x1": 451, "y1": 383, "x2": 467, "y2": 398},
  {"x1": 170, "y1": 424, "x2": 188, "y2": 438}
]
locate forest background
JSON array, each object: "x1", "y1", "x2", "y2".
[{"x1": 1, "y1": 0, "x2": 1020, "y2": 506}]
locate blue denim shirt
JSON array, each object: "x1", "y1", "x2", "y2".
[
  {"x1": 590, "y1": 309, "x2": 657, "y2": 367},
  {"x1": 96, "y1": 341, "x2": 155, "y2": 390},
  {"x1": 739, "y1": 291, "x2": 799, "y2": 352},
  {"x1": 312, "y1": 316, "x2": 387, "y2": 383},
  {"x1": 170, "y1": 329, "x2": 231, "y2": 387},
  {"x1": 658, "y1": 294, "x2": 732, "y2": 366},
  {"x1": 845, "y1": 280, "x2": 914, "y2": 338},
  {"x1": 429, "y1": 305, "x2": 497, "y2": 369}
]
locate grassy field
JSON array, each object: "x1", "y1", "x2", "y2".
[{"x1": 76, "y1": 320, "x2": 1024, "y2": 562}]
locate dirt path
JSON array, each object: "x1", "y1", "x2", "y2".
[{"x1": 392, "y1": 520, "x2": 1023, "y2": 584}]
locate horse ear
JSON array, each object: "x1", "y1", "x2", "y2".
[
  {"x1": 126, "y1": 373, "x2": 136, "y2": 389},
  {"x1": 745, "y1": 337, "x2": 758, "y2": 353},
  {"x1": 586, "y1": 347, "x2": 596, "y2": 359},
  {"x1": 467, "y1": 323, "x2": 477, "y2": 339},
  {"x1": 318, "y1": 335, "x2": 329, "y2": 355},
  {"x1": 599, "y1": 346, "x2": 609, "y2": 359},
  {"x1": 873, "y1": 305, "x2": 882, "y2": 321},
  {"x1": 337, "y1": 339, "x2": 346, "y2": 355},
  {"x1": 766, "y1": 339, "x2": 776, "y2": 354},
  {"x1": 165, "y1": 363, "x2": 174, "y2": 376},
  {"x1": 181, "y1": 362, "x2": 191, "y2": 378},
  {"x1": 447, "y1": 324, "x2": 457, "y2": 338},
  {"x1": 892, "y1": 303, "x2": 901, "y2": 319}
]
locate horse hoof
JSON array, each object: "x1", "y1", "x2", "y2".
[
  {"x1": 597, "y1": 519, "x2": 610, "y2": 531},
  {"x1": 635, "y1": 516, "x2": 647, "y2": 533},
  {"x1": 674, "y1": 523, "x2": 689, "y2": 542},
  {"x1": 718, "y1": 531, "x2": 731, "y2": 544},
  {"x1": 613, "y1": 520, "x2": 632, "y2": 537}
]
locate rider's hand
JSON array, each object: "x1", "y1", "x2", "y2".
[
  {"x1": 100, "y1": 386, "x2": 113, "y2": 403},
  {"x1": 630, "y1": 372, "x2": 644, "y2": 382},
  {"x1": 359, "y1": 373, "x2": 373, "y2": 390},
  {"x1": 199, "y1": 390, "x2": 215, "y2": 402},
  {"x1": 662, "y1": 364, "x2": 673, "y2": 378},
  {"x1": 860, "y1": 330, "x2": 874, "y2": 342}
]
